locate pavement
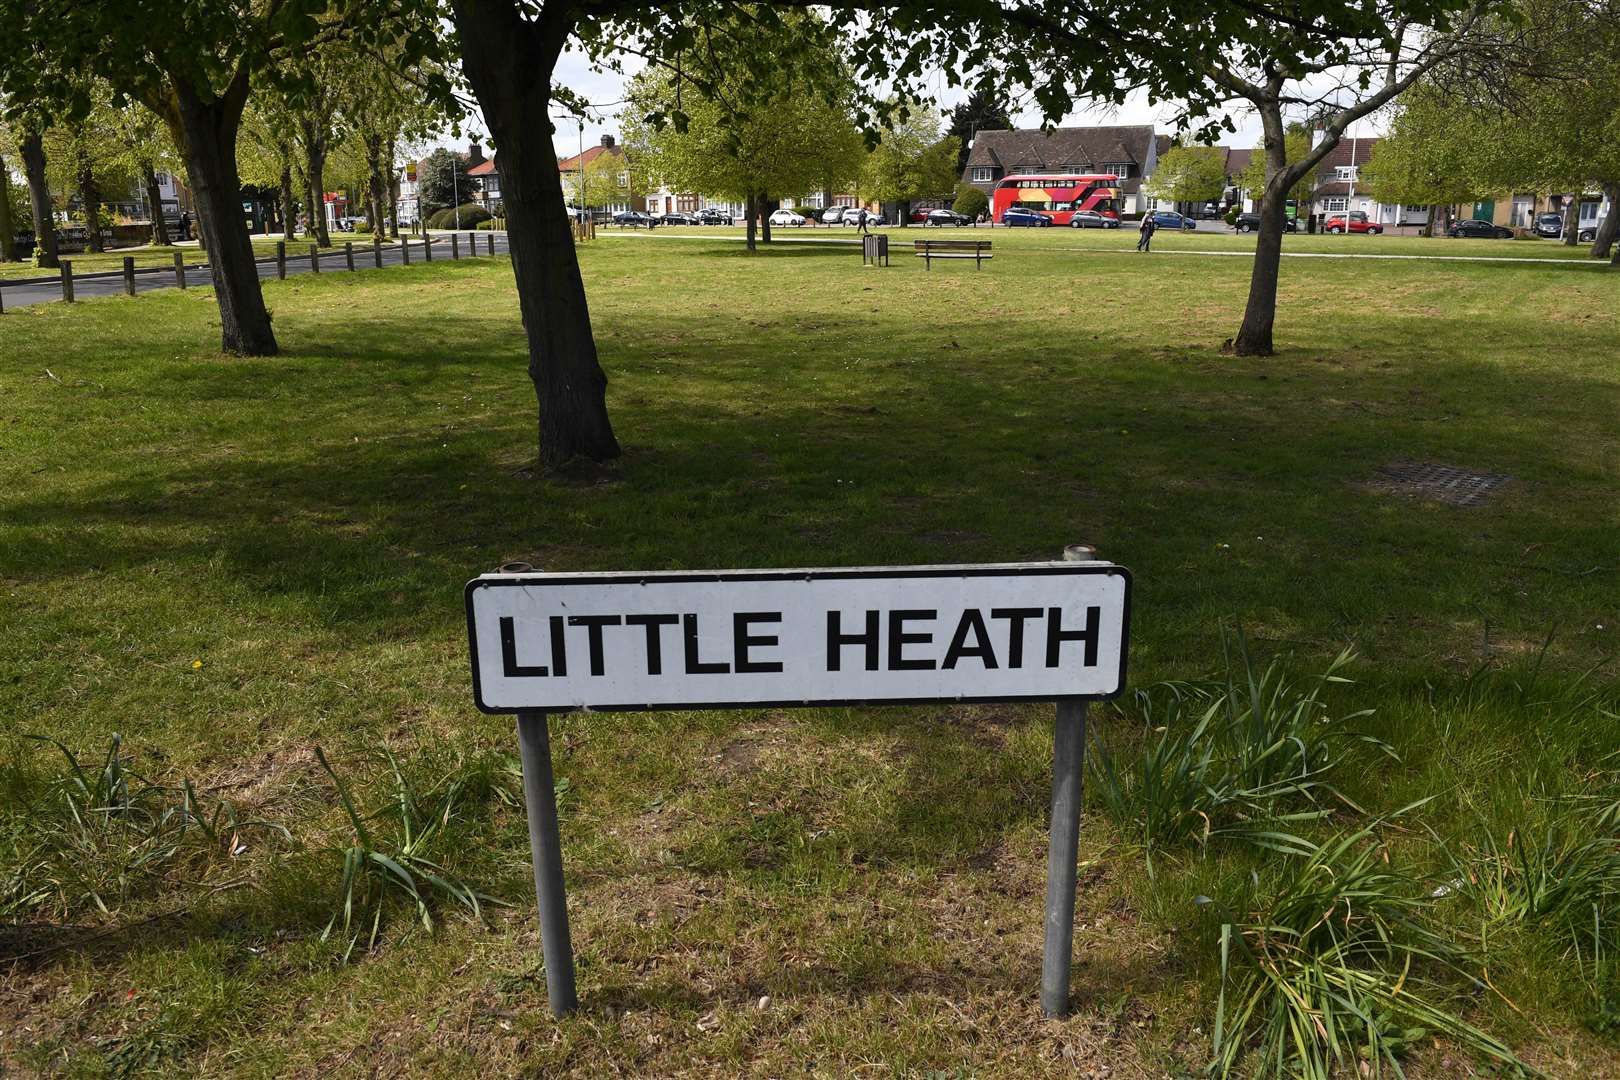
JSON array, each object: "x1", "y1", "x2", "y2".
[{"x1": 0, "y1": 231, "x2": 511, "y2": 311}]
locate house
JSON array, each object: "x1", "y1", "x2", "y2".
[
  {"x1": 959, "y1": 125, "x2": 1161, "y2": 214},
  {"x1": 557, "y1": 134, "x2": 638, "y2": 215}
]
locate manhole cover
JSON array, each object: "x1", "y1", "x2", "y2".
[{"x1": 1369, "y1": 461, "x2": 1511, "y2": 507}]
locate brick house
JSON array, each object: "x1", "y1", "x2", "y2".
[{"x1": 959, "y1": 125, "x2": 1161, "y2": 215}]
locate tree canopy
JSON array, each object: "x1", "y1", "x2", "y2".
[{"x1": 1146, "y1": 145, "x2": 1227, "y2": 204}]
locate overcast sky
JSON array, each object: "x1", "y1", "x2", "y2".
[{"x1": 434, "y1": 47, "x2": 1388, "y2": 161}]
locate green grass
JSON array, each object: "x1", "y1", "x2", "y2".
[{"x1": 1, "y1": 234, "x2": 1617, "y2": 1077}]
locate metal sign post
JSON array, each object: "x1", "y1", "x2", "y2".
[{"x1": 469, "y1": 551, "x2": 1129, "y2": 1019}]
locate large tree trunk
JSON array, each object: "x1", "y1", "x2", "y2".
[
  {"x1": 1563, "y1": 196, "x2": 1580, "y2": 246},
  {"x1": 143, "y1": 165, "x2": 171, "y2": 246},
  {"x1": 303, "y1": 128, "x2": 331, "y2": 247},
  {"x1": 1589, "y1": 183, "x2": 1618, "y2": 259},
  {"x1": 21, "y1": 131, "x2": 58, "y2": 269},
  {"x1": 0, "y1": 156, "x2": 15, "y2": 261},
  {"x1": 365, "y1": 136, "x2": 385, "y2": 234},
  {"x1": 760, "y1": 192, "x2": 772, "y2": 244},
  {"x1": 1232, "y1": 106, "x2": 1291, "y2": 357},
  {"x1": 387, "y1": 137, "x2": 401, "y2": 238},
  {"x1": 451, "y1": 0, "x2": 620, "y2": 468},
  {"x1": 76, "y1": 161, "x2": 105, "y2": 253},
  {"x1": 745, "y1": 191, "x2": 758, "y2": 252},
  {"x1": 1424, "y1": 203, "x2": 1438, "y2": 238},
  {"x1": 279, "y1": 165, "x2": 296, "y2": 241},
  {"x1": 167, "y1": 78, "x2": 279, "y2": 356}
]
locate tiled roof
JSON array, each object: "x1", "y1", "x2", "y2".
[
  {"x1": 964, "y1": 125, "x2": 1157, "y2": 173},
  {"x1": 556, "y1": 144, "x2": 622, "y2": 172},
  {"x1": 468, "y1": 159, "x2": 497, "y2": 176}
]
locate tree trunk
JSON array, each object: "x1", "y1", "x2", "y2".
[
  {"x1": 760, "y1": 192, "x2": 772, "y2": 244},
  {"x1": 21, "y1": 131, "x2": 58, "y2": 269},
  {"x1": 1589, "y1": 183, "x2": 1618, "y2": 259},
  {"x1": 388, "y1": 137, "x2": 401, "y2": 238},
  {"x1": 143, "y1": 165, "x2": 171, "y2": 246},
  {"x1": 82, "y1": 178, "x2": 104, "y2": 252},
  {"x1": 167, "y1": 78, "x2": 279, "y2": 356},
  {"x1": 451, "y1": 0, "x2": 620, "y2": 468},
  {"x1": 0, "y1": 156, "x2": 15, "y2": 261},
  {"x1": 279, "y1": 166, "x2": 295, "y2": 241},
  {"x1": 1232, "y1": 105, "x2": 1291, "y2": 357},
  {"x1": 1563, "y1": 196, "x2": 1580, "y2": 246},
  {"x1": 365, "y1": 136, "x2": 385, "y2": 234},
  {"x1": 304, "y1": 130, "x2": 331, "y2": 247},
  {"x1": 1424, "y1": 203, "x2": 1438, "y2": 239}
]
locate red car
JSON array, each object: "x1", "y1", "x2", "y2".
[{"x1": 1323, "y1": 211, "x2": 1384, "y2": 234}]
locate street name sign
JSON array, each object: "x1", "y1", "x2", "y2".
[
  {"x1": 465, "y1": 552, "x2": 1131, "y2": 1021},
  {"x1": 466, "y1": 562, "x2": 1130, "y2": 712}
]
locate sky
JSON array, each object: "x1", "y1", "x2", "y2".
[{"x1": 433, "y1": 47, "x2": 1388, "y2": 162}]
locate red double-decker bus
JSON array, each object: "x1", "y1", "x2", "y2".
[{"x1": 991, "y1": 174, "x2": 1122, "y2": 225}]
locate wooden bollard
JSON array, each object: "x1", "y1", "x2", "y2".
[
  {"x1": 275, "y1": 241, "x2": 286, "y2": 279},
  {"x1": 310, "y1": 244, "x2": 320, "y2": 274},
  {"x1": 423, "y1": 235, "x2": 432, "y2": 261},
  {"x1": 174, "y1": 251, "x2": 187, "y2": 289},
  {"x1": 486, "y1": 233, "x2": 494, "y2": 256},
  {"x1": 451, "y1": 233, "x2": 459, "y2": 259},
  {"x1": 61, "y1": 261, "x2": 74, "y2": 303},
  {"x1": 402, "y1": 238, "x2": 411, "y2": 265},
  {"x1": 345, "y1": 241, "x2": 355, "y2": 271},
  {"x1": 122, "y1": 256, "x2": 136, "y2": 296},
  {"x1": 373, "y1": 236, "x2": 383, "y2": 268}
]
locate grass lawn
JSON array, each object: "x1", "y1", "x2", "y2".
[
  {"x1": 2, "y1": 234, "x2": 1618, "y2": 1077},
  {"x1": 0, "y1": 236, "x2": 406, "y2": 282},
  {"x1": 613, "y1": 220, "x2": 1611, "y2": 261}
]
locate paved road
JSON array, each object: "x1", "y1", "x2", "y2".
[{"x1": 0, "y1": 231, "x2": 511, "y2": 311}]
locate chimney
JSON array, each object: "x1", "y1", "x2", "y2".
[
  {"x1": 600, "y1": 134, "x2": 616, "y2": 149},
  {"x1": 468, "y1": 141, "x2": 484, "y2": 165}
]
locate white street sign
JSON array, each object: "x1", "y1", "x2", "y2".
[{"x1": 466, "y1": 562, "x2": 1130, "y2": 712}]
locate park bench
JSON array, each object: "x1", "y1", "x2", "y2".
[{"x1": 913, "y1": 238, "x2": 992, "y2": 270}]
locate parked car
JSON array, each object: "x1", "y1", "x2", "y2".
[
  {"x1": 768, "y1": 208, "x2": 806, "y2": 227},
  {"x1": 1145, "y1": 210, "x2": 1197, "y2": 231},
  {"x1": 694, "y1": 208, "x2": 732, "y2": 225},
  {"x1": 924, "y1": 209, "x2": 972, "y2": 227},
  {"x1": 1069, "y1": 211, "x2": 1120, "y2": 229},
  {"x1": 1534, "y1": 212, "x2": 1565, "y2": 238},
  {"x1": 660, "y1": 212, "x2": 699, "y2": 226},
  {"x1": 1446, "y1": 218, "x2": 1513, "y2": 239},
  {"x1": 840, "y1": 207, "x2": 883, "y2": 226},
  {"x1": 1001, "y1": 206, "x2": 1052, "y2": 227},
  {"x1": 612, "y1": 211, "x2": 654, "y2": 227},
  {"x1": 1229, "y1": 212, "x2": 1298, "y2": 233},
  {"x1": 821, "y1": 207, "x2": 846, "y2": 224},
  {"x1": 1322, "y1": 211, "x2": 1383, "y2": 234},
  {"x1": 1578, "y1": 225, "x2": 1598, "y2": 243}
]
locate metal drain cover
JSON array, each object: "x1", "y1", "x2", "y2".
[{"x1": 1370, "y1": 461, "x2": 1511, "y2": 507}]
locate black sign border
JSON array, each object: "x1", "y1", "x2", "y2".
[{"x1": 465, "y1": 564, "x2": 1132, "y2": 714}]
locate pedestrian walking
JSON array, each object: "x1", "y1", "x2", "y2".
[
  {"x1": 1136, "y1": 212, "x2": 1157, "y2": 252},
  {"x1": 179, "y1": 211, "x2": 192, "y2": 242}
]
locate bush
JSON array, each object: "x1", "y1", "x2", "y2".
[
  {"x1": 952, "y1": 185, "x2": 988, "y2": 220},
  {"x1": 791, "y1": 206, "x2": 819, "y2": 221},
  {"x1": 1224, "y1": 207, "x2": 1241, "y2": 227},
  {"x1": 425, "y1": 204, "x2": 490, "y2": 230}
]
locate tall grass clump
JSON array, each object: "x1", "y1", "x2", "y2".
[
  {"x1": 1, "y1": 734, "x2": 286, "y2": 918},
  {"x1": 313, "y1": 746, "x2": 505, "y2": 961},
  {"x1": 1202, "y1": 827, "x2": 1532, "y2": 1079},
  {"x1": 1088, "y1": 637, "x2": 1392, "y2": 872}
]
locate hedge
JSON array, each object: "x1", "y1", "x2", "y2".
[{"x1": 425, "y1": 204, "x2": 491, "y2": 230}]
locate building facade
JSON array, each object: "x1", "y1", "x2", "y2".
[{"x1": 959, "y1": 125, "x2": 1161, "y2": 215}]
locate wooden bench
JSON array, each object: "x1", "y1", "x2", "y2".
[{"x1": 913, "y1": 238, "x2": 992, "y2": 270}]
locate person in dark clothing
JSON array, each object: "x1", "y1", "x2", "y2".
[{"x1": 1136, "y1": 213, "x2": 1157, "y2": 252}]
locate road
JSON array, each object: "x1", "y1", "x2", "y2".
[{"x1": 0, "y1": 231, "x2": 511, "y2": 312}]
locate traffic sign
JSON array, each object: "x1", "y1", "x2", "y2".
[{"x1": 466, "y1": 563, "x2": 1130, "y2": 712}]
